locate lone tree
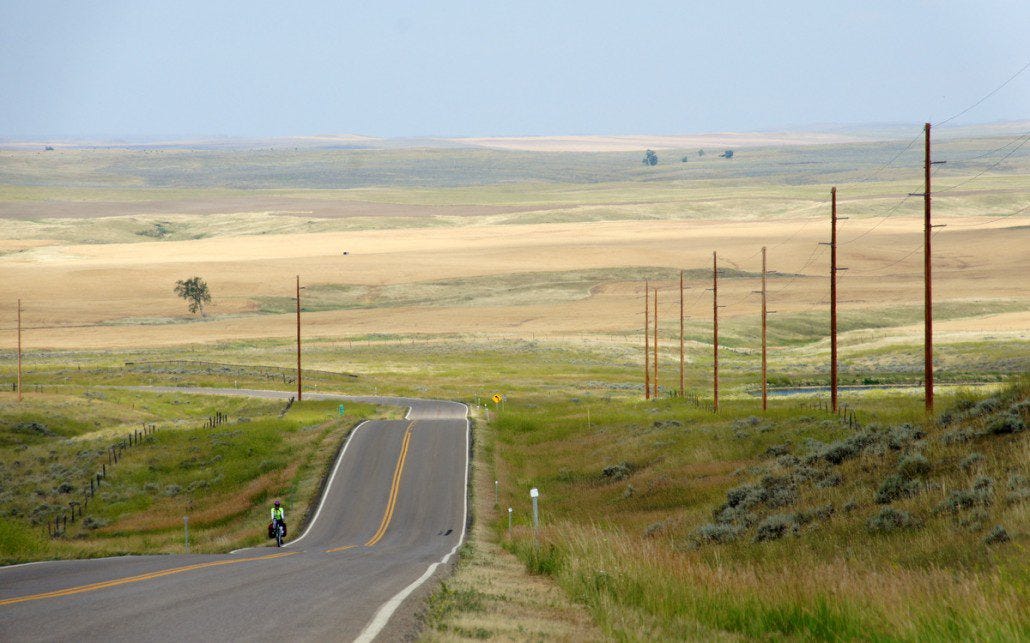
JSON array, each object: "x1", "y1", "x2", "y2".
[
  {"x1": 174, "y1": 277, "x2": 211, "y2": 316},
  {"x1": 642, "y1": 149, "x2": 658, "y2": 166}
]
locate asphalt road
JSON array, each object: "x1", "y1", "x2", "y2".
[{"x1": 0, "y1": 390, "x2": 470, "y2": 642}]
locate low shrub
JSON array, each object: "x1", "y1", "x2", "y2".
[
  {"x1": 940, "y1": 428, "x2": 975, "y2": 445},
  {"x1": 815, "y1": 472, "x2": 843, "y2": 488},
  {"x1": 1006, "y1": 474, "x2": 1029, "y2": 504},
  {"x1": 867, "y1": 507, "x2": 918, "y2": 533},
  {"x1": 984, "y1": 525, "x2": 1010, "y2": 545},
  {"x1": 986, "y1": 415, "x2": 1024, "y2": 435},
  {"x1": 936, "y1": 480, "x2": 992, "y2": 513},
  {"x1": 887, "y1": 424, "x2": 925, "y2": 450},
  {"x1": 82, "y1": 516, "x2": 109, "y2": 530},
  {"x1": 969, "y1": 398, "x2": 1001, "y2": 418},
  {"x1": 759, "y1": 475, "x2": 797, "y2": 508},
  {"x1": 796, "y1": 503, "x2": 834, "y2": 525},
  {"x1": 691, "y1": 522, "x2": 741, "y2": 545},
  {"x1": 766, "y1": 443, "x2": 791, "y2": 457},
  {"x1": 959, "y1": 452, "x2": 984, "y2": 473},
  {"x1": 823, "y1": 441, "x2": 857, "y2": 465},
  {"x1": 776, "y1": 455, "x2": 800, "y2": 469},
  {"x1": 875, "y1": 474, "x2": 920, "y2": 504},
  {"x1": 754, "y1": 514, "x2": 798, "y2": 542},
  {"x1": 602, "y1": 462, "x2": 633, "y2": 481},
  {"x1": 791, "y1": 466, "x2": 821, "y2": 485},
  {"x1": 725, "y1": 483, "x2": 764, "y2": 509},
  {"x1": 897, "y1": 453, "x2": 930, "y2": 479},
  {"x1": 958, "y1": 509, "x2": 988, "y2": 532}
]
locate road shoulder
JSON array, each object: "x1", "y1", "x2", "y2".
[{"x1": 419, "y1": 410, "x2": 603, "y2": 641}]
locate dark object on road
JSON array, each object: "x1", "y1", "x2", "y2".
[{"x1": 720, "y1": 150, "x2": 734, "y2": 159}]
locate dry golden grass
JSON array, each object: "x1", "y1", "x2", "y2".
[{"x1": 1, "y1": 212, "x2": 1026, "y2": 351}]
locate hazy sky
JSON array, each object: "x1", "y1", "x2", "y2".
[{"x1": 1, "y1": 1, "x2": 1028, "y2": 138}]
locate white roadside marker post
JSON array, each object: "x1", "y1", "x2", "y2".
[
  {"x1": 530, "y1": 487, "x2": 540, "y2": 534},
  {"x1": 494, "y1": 480, "x2": 499, "y2": 506},
  {"x1": 507, "y1": 507, "x2": 513, "y2": 534}
]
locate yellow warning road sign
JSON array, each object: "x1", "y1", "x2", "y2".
[{"x1": 492, "y1": 394, "x2": 503, "y2": 404}]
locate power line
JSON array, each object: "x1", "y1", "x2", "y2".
[
  {"x1": 951, "y1": 130, "x2": 1030, "y2": 163},
  {"x1": 945, "y1": 204, "x2": 1030, "y2": 228},
  {"x1": 935, "y1": 60, "x2": 1030, "y2": 127},
  {"x1": 843, "y1": 230, "x2": 944, "y2": 277},
  {"x1": 864, "y1": 130, "x2": 924, "y2": 181},
  {"x1": 936, "y1": 134, "x2": 1030, "y2": 192},
  {"x1": 769, "y1": 243, "x2": 826, "y2": 296},
  {"x1": 837, "y1": 191, "x2": 919, "y2": 244}
]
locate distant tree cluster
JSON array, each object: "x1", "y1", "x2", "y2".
[{"x1": 644, "y1": 147, "x2": 735, "y2": 166}]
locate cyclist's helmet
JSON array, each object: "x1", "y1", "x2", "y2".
[{"x1": 274, "y1": 500, "x2": 281, "y2": 507}]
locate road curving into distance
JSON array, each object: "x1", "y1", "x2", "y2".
[{"x1": 0, "y1": 389, "x2": 470, "y2": 642}]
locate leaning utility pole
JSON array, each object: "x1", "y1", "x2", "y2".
[
  {"x1": 653, "y1": 287, "x2": 659, "y2": 398},
  {"x1": 679, "y1": 270, "x2": 685, "y2": 398},
  {"x1": 761, "y1": 248, "x2": 768, "y2": 411},
  {"x1": 923, "y1": 122, "x2": 934, "y2": 414},
  {"x1": 830, "y1": 188, "x2": 839, "y2": 414},
  {"x1": 644, "y1": 281, "x2": 650, "y2": 400},
  {"x1": 17, "y1": 298, "x2": 23, "y2": 403},
  {"x1": 712, "y1": 252, "x2": 719, "y2": 412},
  {"x1": 296, "y1": 275, "x2": 302, "y2": 402}
]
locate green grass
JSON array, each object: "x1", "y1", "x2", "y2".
[
  {"x1": 490, "y1": 379, "x2": 1029, "y2": 640},
  {"x1": 0, "y1": 382, "x2": 386, "y2": 563}
]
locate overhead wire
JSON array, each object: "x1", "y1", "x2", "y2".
[
  {"x1": 936, "y1": 133, "x2": 1030, "y2": 192},
  {"x1": 951, "y1": 129, "x2": 1030, "y2": 163},
  {"x1": 945, "y1": 204, "x2": 1029, "y2": 228},
  {"x1": 934, "y1": 60, "x2": 1030, "y2": 127},
  {"x1": 769, "y1": 243, "x2": 827, "y2": 296},
  {"x1": 842, "y1": 230, "x2": 944, "y2": 278}
]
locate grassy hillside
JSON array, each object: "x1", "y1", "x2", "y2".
[
  {"x1": 491, "y1": 381, "x2": 1028, "y2": 639},
  {"x1": 0, "y1": 384, "x2": 386, "y2": 563}
]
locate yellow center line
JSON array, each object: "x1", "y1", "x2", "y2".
[
  {"x1": 325, "y1": 544, "x2": 357, "y2": 553},
  {"x1": 0, "y1": 551, "x2": 299, "y2": 607},
  {"x1": 364, "y1": 421, "x2": 416, "y2": 547}
]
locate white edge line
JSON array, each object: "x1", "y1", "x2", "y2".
[
  {"x1": 354, "y1": 403, "x2": 471, "y2": 643},
  {"x1": 285, "y1": 419, "x2": 372, "y2": 548}
]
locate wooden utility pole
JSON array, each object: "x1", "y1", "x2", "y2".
[
  {"x1": 17, "y1": 298, "x2": 23, "y2": 402},
  {"x1": 923, "y1": 122, "x2": 934, "y2": 414},
  {"x1": 679, "y1": 270, "x2": 685, "y2": 398},
  {"x1": 713, "y1": 252, "x2": 719, "y2": 412},
  {"x1": 653, "y1": 287, "x2": 659, "y2": 398},
  {"x1": 761, "y1": 247, "x2": 768, "y2": 412},
  {"x1": 830, "y1": 188, "x2": 839, "y2": 413},
  {"x1": 644, "y1": 281, "x2": 650, "y2": 400},
  {"x1": 296, "y1": 275, "x2": 302, "y2": 402}
]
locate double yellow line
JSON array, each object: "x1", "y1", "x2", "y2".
[
  {"x1": 0, "y1": 551, "x2": 297, "y2": 607},
  {"x1": 363, "y1": 421, "x2": 416, "y2": 547}
]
